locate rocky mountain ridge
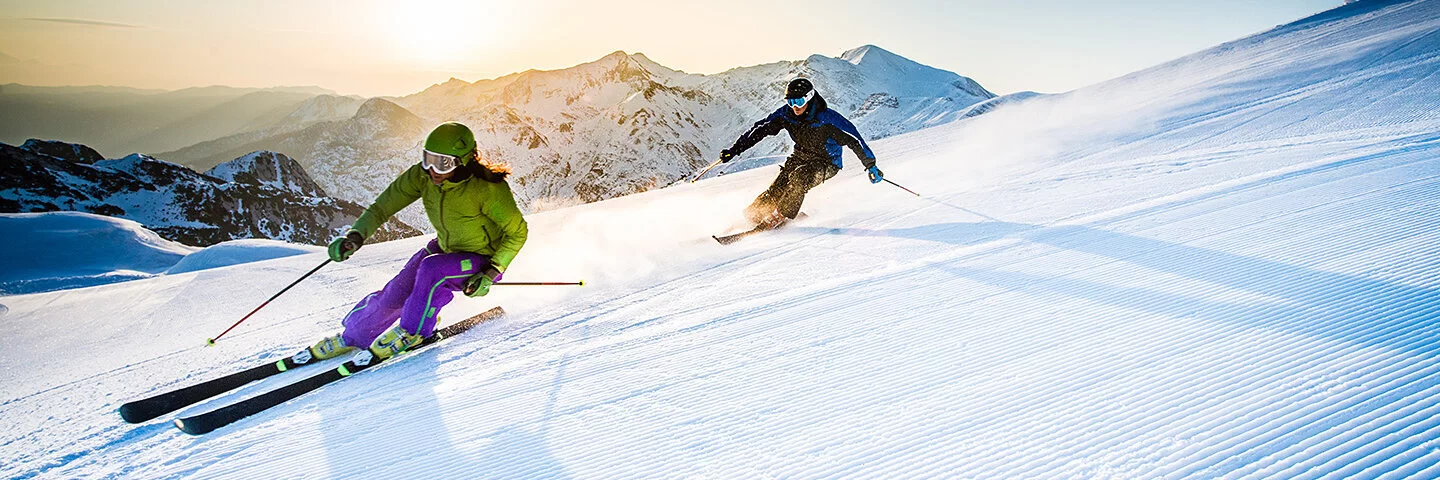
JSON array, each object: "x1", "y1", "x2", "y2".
[{"x1": 0, "y1": 140, "x2": 418, "y2": 247}]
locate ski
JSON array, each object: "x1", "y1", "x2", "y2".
[
  {"x1": 173, "y1": 306, "x2": 504, "y2": 435},
  {"x1": 713, "y1": 213, "x2": 806, "y2": 245},
  {"x1": 120, "y1": 344, "x2": 330, "y2": 423}
]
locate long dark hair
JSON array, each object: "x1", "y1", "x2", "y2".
[{"x1": 463, "y1": 150, "x2": 511, "y2": 183}]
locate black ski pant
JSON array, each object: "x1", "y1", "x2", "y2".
[{"x1": 744, "y1": 159, "x2": 840, "y2": 223}]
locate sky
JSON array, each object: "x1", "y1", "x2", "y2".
[{"x1": 0, "y1": 0, "x2": 1343, "y2": 98}]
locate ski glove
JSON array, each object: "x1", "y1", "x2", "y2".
[
  {"x1": 463, "y1": 266, "x2": 503, "y2": 298},
  {"x1": 867, "y1": 166, "x2": 885, "y2": 184},
  {"x1": 327, "y1": 231, "x2": 364, "y2": 262},
  {"x1": 719, "y1": 149, "x2": 737, "y2": 163}
]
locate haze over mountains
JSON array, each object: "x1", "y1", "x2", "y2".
[{"x1": 0, "y1": 84, "x2": 358, "y2": 155}]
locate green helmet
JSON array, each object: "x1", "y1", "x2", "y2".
[{"x1": 424, "y1": 122, "x2": 477, "y2": 161}]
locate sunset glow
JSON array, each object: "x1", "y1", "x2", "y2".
[
  {"x1": 379, "y1": 0, "x2": 499, "y2": 68},
  {"x1": 0, "y1": 0, "x2": 1341, "y2": 97}
]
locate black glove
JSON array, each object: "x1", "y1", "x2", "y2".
[
  {"x1": 719, "y1": 149, "x2": 736, "y2": 163},
  {"x1": 463, "y1": 266, "x2": 503, "y2": 297},
  {"x1": 327, "y1": 231, "x2": 364, "y2": 262}
]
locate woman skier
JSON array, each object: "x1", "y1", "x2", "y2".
[{"x1": 312, "y1": 121, "x2": 528, "y2": 361}]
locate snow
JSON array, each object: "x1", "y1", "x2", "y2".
[
  {"x1": 0, "y1": 212, "x2": 322, "y2": 295},
  {"x1": 165, "y1": 239, "x2": 319, "y2": 275},
  {"x1": 5, "y1": 0, "x2": 1440, "y2": 477},
  {"x1": 0, "y1": 212, "x2": 195, "y2": 295}
]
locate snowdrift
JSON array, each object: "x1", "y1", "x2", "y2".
[
  {"x1": 0, "y1": 212, "x2": 321, "y2": 295},
  {"x1": 0, "y1": 212, "x2": 194, "y2": 295}
]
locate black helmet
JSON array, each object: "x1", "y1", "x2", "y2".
[{"x1": 785, "y1": 78, "x2": 814, "y2": 99}]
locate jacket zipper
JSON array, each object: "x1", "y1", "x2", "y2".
[{"x1": 437, "y1": 188, "x2": 449, "y2": 247}]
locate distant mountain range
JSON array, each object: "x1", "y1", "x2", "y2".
[
  {"x1": 0, "y1": 139, "x2": 418, "y2": 247},
  {"x1": 1, "y1": 45, "x2": 1002, "y2": 233},
  {"x1": 0, "y1": 84, "x2": 361, "y2": 156}
]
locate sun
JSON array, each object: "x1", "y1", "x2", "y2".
[{"x1": 382, "y1": 0, "x2": 496, "y2": 67}]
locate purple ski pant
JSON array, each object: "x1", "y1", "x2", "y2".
[{"x1": 340, "y1": 238, "x2": 490, "y2": 348}]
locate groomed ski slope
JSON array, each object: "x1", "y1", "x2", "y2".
[{"x1": 4, "y1": 0, "x2": 1440, "y2": 477}]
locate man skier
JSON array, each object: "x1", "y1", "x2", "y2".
[
  {"x1": 717, "y1": 77, "x2": 883, "y2": 227},
  {"x1": 312, "y1": 122, "x2": 528, "y2": 361}
]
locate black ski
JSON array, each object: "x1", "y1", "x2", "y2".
[
  {"x1": 120, "y1": 344, "x2": 328, "y2": 423},
  {"x1": 713, "y1": 213, "x2": 806, "y2": 245},
  {"x1": 174, "y1": 306, "x2": 504, "y2": 435}
]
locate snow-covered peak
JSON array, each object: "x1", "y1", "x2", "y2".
[
  {"x1": 354, "y1": 97, "x2": 413, "y2": 120},
  {"x1": 599, "y1": 50, "x2": 630, "y2": 63},
  {"x1": 280, "y1": 94, "x2": 363, "y2": 125},
  {"x1": 407, "y1": 77, "x2": 476, "y2": 101},
  {"x1": 836, "y1": 44, "x2": 955, "y2": 86},
  {"x1": 18, "y1": 139, "x2": 104, "y2": 164},
  {"x1": 352, "y1": 98, "x2": 425, "y2": 135},
  {"x1": 90, "y1": 153, "x2": 210, "y2": 188},
  {"x1": 840, "y1": 44, "x2": 900, "y2": 66},
  {"x1": 94, "y1": 153, "x2": 159, "y2": 177},
  {"x1": 562, "y1": 50, "x2": 660, "y2": 81},
  {"x1": 204, "y1": 150, "x2": 326, "y2": 197},
  {"x1": 628, "y1": 52, "x2": 665, "y2": 71}
]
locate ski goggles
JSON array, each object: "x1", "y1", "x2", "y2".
[
  {"x1": 786, "y1": 90, "x2": 814, "y2": 108},
  {"x1": 421, "y1": 149, "x2": 464, "y2": 174}
]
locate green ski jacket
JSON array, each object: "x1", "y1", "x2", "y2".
[{"x1": 351, "y1": 164, "x2": 528, "y2": 271}]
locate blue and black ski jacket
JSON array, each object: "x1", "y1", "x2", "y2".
[{"x1": 722, "y1": 94, "x2": 877, "y2": 170}]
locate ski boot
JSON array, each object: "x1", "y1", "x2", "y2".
[
  {"x1": 756, "y1": 209, "x2": 788, "y2": 230},
  {"x1": 368, "y1": 324, "x2": 424, "y2": 361},
  {"x1": 307, "y1": 334, "x2": 355, "y2": 360}
]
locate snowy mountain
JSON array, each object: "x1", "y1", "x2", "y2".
[
  {"x1": 15, "y1": 138, "x2": 105, "y2": 164},
  {"x1": 155, "y1": 94, "x2": 369, "y2": 172},
  {"x1": 161, "y1": 98, "x2": 438, "y2": 230},
  {"x1": 205, "y1": 150, "x2": 328, "y2": 198},
  {"x1": 6, "y1": 0, "x2": 1440, "y2": 477},
  {"x1": 0, "y1": 140, "x2": 419, "y2": 247},
  {"x1": 166, "y1": 46, "x2": 993, "y2": 225}
]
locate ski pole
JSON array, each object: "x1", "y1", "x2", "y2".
[
  {"x1": 206, "y1": 258, "x2": 331, "y2": 346},
  {"x1": 883, "y1": 178, "x2": 922, "y2": 197},
  {"x1": 689, "y1": 158, "x2": 724, "y2": 183},
  {"x1": 495, "y1": 281, "x2": 586, "y2": 286},
  {"x1": 883, "y1": 178, "x2": 1005, "y2": 222}
]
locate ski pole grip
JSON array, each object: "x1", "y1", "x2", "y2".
[{"x1": 690, "y1": 158, "x2": 724, "y2": 183}]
